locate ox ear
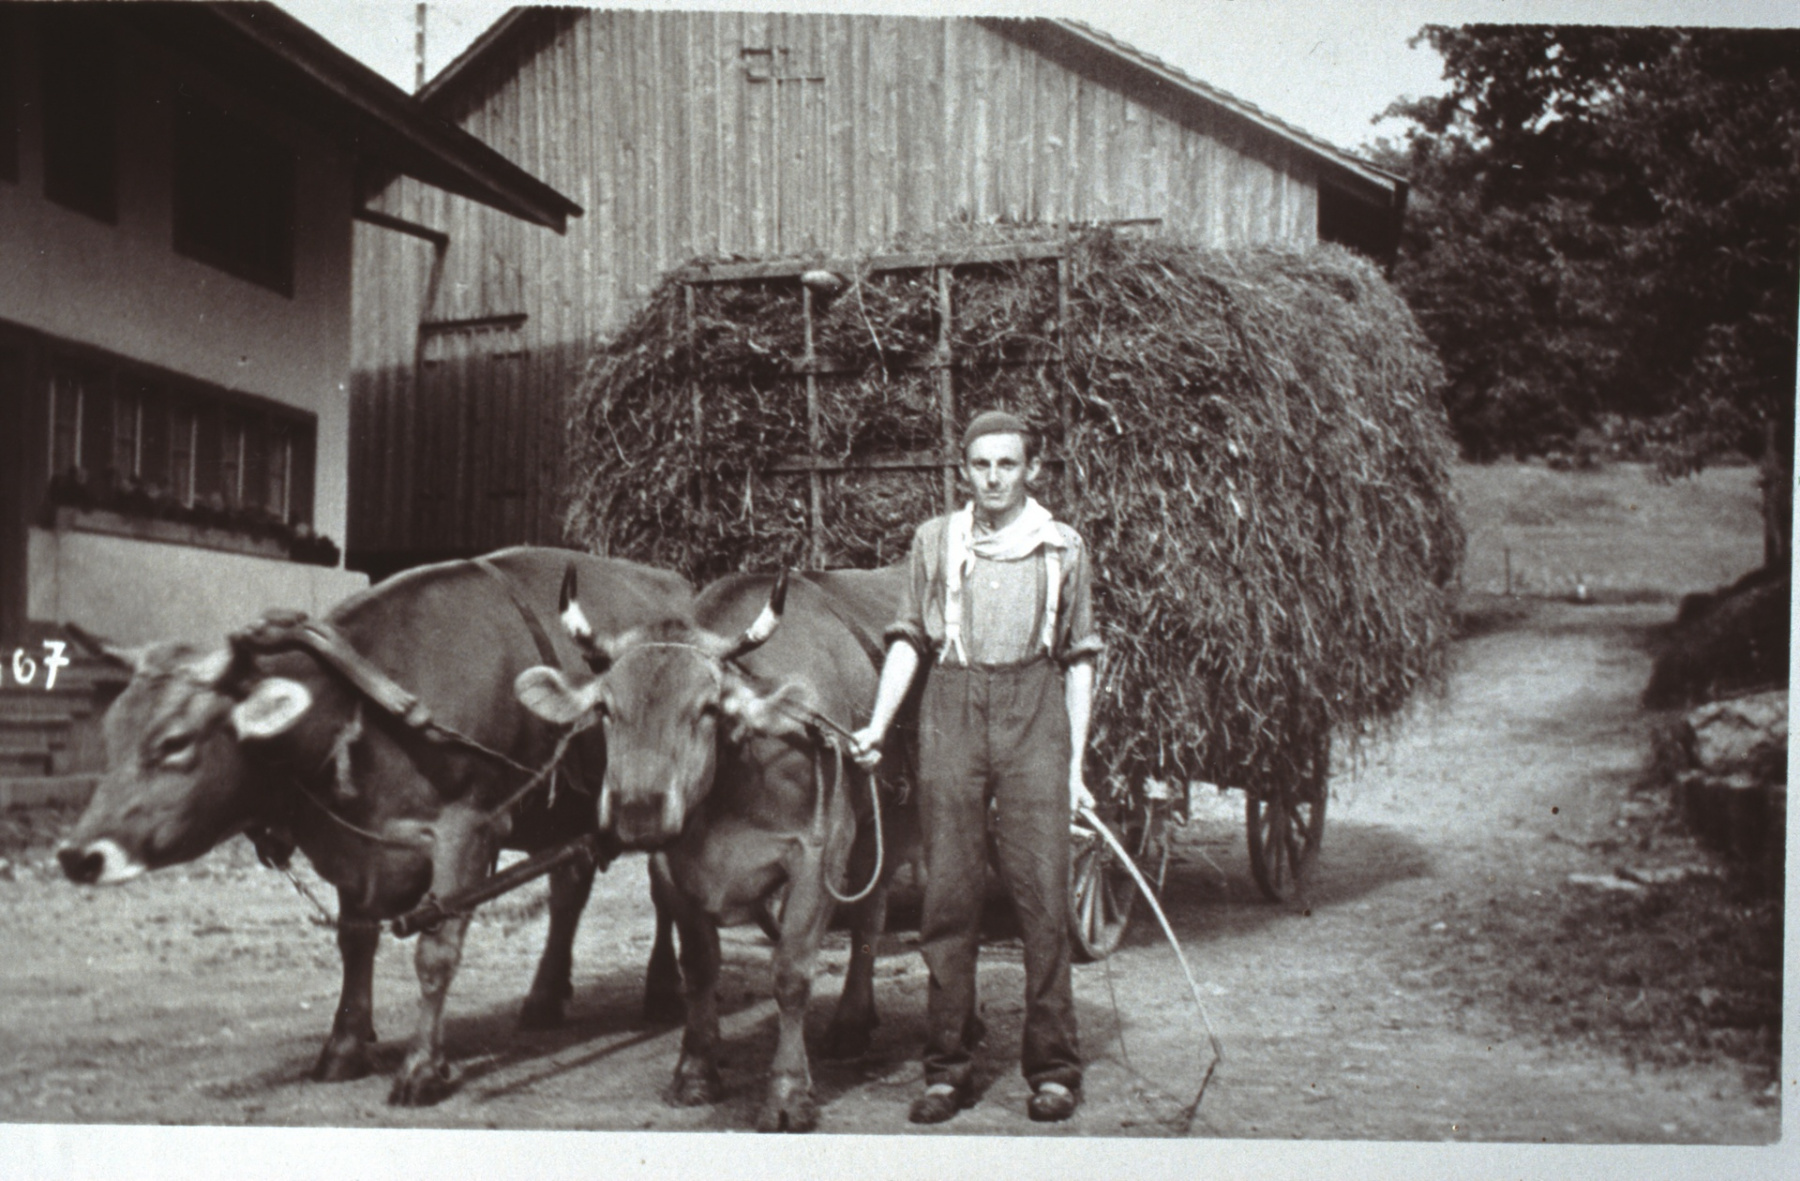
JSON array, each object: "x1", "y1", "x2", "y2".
[
  {"x1": 230, "y1": 677, "x2": 314, "y2": 740},
  {"x1": 721, "y1": 677, "x2": 815, "y2": 741},
  {"x1": 515, "y1": 666, "x2": 598, "y2": 726}
]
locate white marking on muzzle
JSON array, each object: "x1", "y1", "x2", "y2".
[
  {"x1": 74, "y1": 839, "x2": 146, "y2": 885},
  {"x1": 596, "y1": 783, "x2": 614, "y2": 831}
]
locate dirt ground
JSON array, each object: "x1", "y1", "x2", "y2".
[{"x1": 0, "y1": 597, "x2": 1783, "y2": 1147}]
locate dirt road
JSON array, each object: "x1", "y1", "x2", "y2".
[{"x1": 0, "y1": 601, "x2": 1780, "y2": 1143}]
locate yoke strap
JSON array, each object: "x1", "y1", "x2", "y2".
[
  {"x1": 470, "y1": 556, "x2": 593, "y2": 804},
  {"x1": 473, "y1": 558, "x2": 563, "y2": 670}
]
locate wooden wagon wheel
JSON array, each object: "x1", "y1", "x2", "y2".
[
  {"x1": 1246, "y1": 734, "x2": 1330, "y2": 902},
  {"x1": 1068, "y1": 809, "x2": 1140, "y2": 962}
]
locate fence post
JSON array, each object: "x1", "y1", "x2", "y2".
[
  {"x1": 937, "y1": 266, "x2": 956, "y2": 512},
  {"x1": 686, "y1": 284, "x2": 706, "y2": 524},
  {"x1": 803, "y1": 283, "x2": 824, "y2": 569},
  {"x1": 1055, "y1": 251, "x2": 1074, "y2": 506}
]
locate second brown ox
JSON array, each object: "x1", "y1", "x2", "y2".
[{"x1": 515, "y1": 565, "x2": 910, "y2": 1132}]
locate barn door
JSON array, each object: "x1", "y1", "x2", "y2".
[
  {"x1": 415, "y1": 314, "x2": 528, "y2": 554},
  {"x1": 0, "y1": 328, "x2": 28, "y2": 644}
]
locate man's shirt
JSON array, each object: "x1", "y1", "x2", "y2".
[{"x1": 885, "y1": 513, "x2": 1104, "y2": 667}]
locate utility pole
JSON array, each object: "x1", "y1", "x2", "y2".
[{"x1": 414, "y1": 3, "x2": 427, "y2": 92}]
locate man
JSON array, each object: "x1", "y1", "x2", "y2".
[{"x1": 850, "y1": 409, "x2": 1101, "y2": 1125}]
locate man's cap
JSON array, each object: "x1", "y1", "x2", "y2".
[{"x1": 961, "y1": 409, "x2": 1033, "y2": 452}]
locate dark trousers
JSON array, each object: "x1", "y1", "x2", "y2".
[{"x1": 917, "y1": 657, "x2": 1082, "y2": 1092}]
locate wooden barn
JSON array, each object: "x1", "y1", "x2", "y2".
[{"x1": 349, "y1": 9, "x2": 1408, "y2": 577}]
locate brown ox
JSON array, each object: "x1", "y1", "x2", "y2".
[
  {"x1": 55, "y1": 547, "x2": 693, "y2": 1104},
  {"x1": 515, "y1": 566, "x2": 912, "y2": 1131}
]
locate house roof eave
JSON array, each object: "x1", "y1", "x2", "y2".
[{"x1": 134, "y1": 3, "x2": 581, "y2": 232}]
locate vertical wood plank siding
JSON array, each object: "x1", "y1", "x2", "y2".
[{"x1": 349, "y1": 13, "x2": 1321, "y2": 561}]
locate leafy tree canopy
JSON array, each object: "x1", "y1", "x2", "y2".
[{"x1": 1376, "y1": 25, "x2": 1799, "y2": 480}]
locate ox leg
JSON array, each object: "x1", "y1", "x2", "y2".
[
  {"x1": 665, "y1": 888, "x2": 723, "y2": 1107},
  {"x1": 390, "y1": 807, "x2": 491, "y2": 1106},
  {"x1": 519, "y1": 854, "x2": 598, "y2": 1030},
  {"x1": 644, "y1": 854, "x2": 685, "y2": 1026},
  {"x1": 757, "y1": 793, "x2": 856, "y2": 1133},
  {"x1": 313, "y1": 903, "x2": 381, "y2": 1081},
  {"x1": 820, "y1": 807, "x2": 890, "y2": 1060}
]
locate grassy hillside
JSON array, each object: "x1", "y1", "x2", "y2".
[{"x1": 1454, "y1": 461, "x2": 1766, "y2": 602}]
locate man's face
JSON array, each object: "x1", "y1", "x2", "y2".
[{"x1": 962, "y1": 431, "x2": 1039, "y2": 522}]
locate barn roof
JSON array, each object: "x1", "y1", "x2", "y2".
[
  {"x1": 419, "y1": 8, "x2": 1403, "y2": 215},
  {"x1": 122, "y1": 2, "x2": 581, "y2": 232},
  {"x1": 986, "y1": 19, "x2": 1406, "y2": 210}
]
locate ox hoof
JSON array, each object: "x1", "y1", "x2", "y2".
[
  {"x1": 387, "y1": 1058, "x2": 461, "y2": 1107},
  {"x1": 666, "y1": 1065, "x2": 723, "y2": 1108},
  {"x1": 756, "y1": 1075, "x2": 819, "y2": 1133},
  {"x1": 643, "y1": 989, "x2": 686, "y2": 1027},
  {"x1": 517, "y1": 994, "x2": 567, "y2": 1031},
  {"x1": 818, "y1": 1019, "x2": 873, "y2": 1061},
  {"x1": 312, "y1": 1036, "x2": 376, "y2": 1083}
]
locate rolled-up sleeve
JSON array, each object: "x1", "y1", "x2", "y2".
[
  {"x1": 883, "y1": 522, "x2": 932, "y2": 654},
  {"x1": 1058, "y1": 531, "x2": 1104, "y2": 666}
]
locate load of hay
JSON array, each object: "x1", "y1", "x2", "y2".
[{"x1": 567, "y1": 230, "x2": 1463, "y2": 795}]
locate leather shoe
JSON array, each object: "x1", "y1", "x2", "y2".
[
  {"x1": 1027, "y1": 1082, "x2": 1080, "y2": 1122},
  {"x1": 908, "y1": 1083, "x2": 969, "y2": 1125}
]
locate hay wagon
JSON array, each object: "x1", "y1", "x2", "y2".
[{"x1": 568, "y1": 229, "x2": 1461, "y2": 959}]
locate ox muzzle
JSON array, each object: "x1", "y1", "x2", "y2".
[
  {"x1": 605, "y1": 786, "x2": 689, "y2": 847},
  {"x1": 55, "y1": 839, "x2": 145, "y2": 886}
]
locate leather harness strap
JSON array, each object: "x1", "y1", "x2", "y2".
[
  {"x1": 469, "y1": 556, "x2": 593, "y2": 808},
  {"x1": 231, "y1": 558, "x2": 594, "y2": 805},
  {"x1": 472, "y1": 557, "x2": 564, "y2": 670}
]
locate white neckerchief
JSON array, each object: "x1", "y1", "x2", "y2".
[{"x1": 942, "y1": 498, "x2": 1067, "y2": 665}]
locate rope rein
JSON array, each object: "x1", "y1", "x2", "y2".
[
  {"x1": 237, "y1": 569, "x2": 592, "y2": 927},
  {"x1": 280, "y1": 699, "x2": 588, "y2": 856},
  {"x1": 815, "y1": 736, "x2": 885, "y2": 906}
]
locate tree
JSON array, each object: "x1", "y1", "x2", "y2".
[{"x1": 1379, "y1": 26, "x2": 1799, "y2": 563}]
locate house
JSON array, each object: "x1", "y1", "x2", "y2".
[
  {"x1": 0, "y1": 2, "x2": 577, "y2": 798},
  {"x1": 349, "y1": 8, "x2": 1408, "y2": 577}
]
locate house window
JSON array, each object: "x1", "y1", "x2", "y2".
[
  {"x1": 47, "y1": 367, "x2": 90, "y2": 477},
  {"x1": 173, "y1": 93, "x2": 296, "y2": 296},
  {"x1": 39, "y1": 9, "x2": 118, "y2": 223},
  {"x1": 45, "y1": 353, "x2": 314, "y2": 526}
]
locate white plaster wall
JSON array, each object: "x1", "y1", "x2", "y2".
[
  {"x1": 27, "y1": 527, "x2": 368, "y2": 646},
  {"x1": 0, "y1": 21, "x2": 356, "y2": 546}
]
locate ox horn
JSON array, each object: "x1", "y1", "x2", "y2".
[
  {"x1": 64, "y1": 623, "x2": 148, "y2": 672},
  {"x1": 559, "y1": 564, "x2": 593, "y2": 643},
  {"x1": 720, "y1": 569, "x2": 788, "y2": 662},
  {"x1": 558, "y1": 563, "x2": 617, "y2": 671}
]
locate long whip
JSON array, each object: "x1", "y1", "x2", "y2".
[{"x1": 1076, "y1": 803, "x2": 1223, "y2": 1132}]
